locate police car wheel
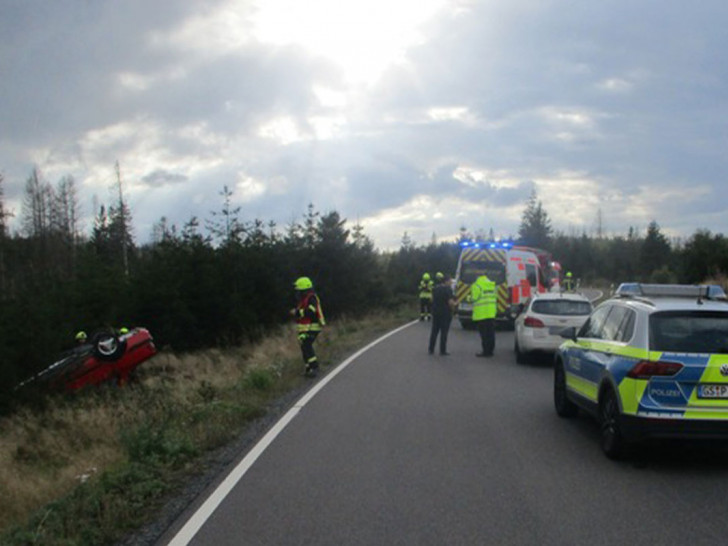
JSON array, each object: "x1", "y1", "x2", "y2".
[
  {"x1": 600, "y1": 389, "x2": 626, "y2": 459},
  {"x1": 554, "y1": 362, "x2": 577, "y2": 417}
]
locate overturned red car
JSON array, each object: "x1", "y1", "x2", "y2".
[{"x1": 18, "y1": 327, "x2": 157, "y2": 392}]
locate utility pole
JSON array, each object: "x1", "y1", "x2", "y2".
[
  {"x1": 597, "y1": 208, "x2": 603, "y2": 239},
  {"x1": 115, "y1": 161, "x2": 129, "y2": 277}
]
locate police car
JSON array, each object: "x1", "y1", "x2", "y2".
[{"x1": 554, "y1": 283, "x2": 728, "y2": 459}]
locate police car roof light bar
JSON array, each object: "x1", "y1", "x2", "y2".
[{"x1": 616, "y1": 283, "x2": 727, "y2": 301}]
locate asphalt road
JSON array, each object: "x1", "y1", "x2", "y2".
[{"x1": 160, "y1": 319, "x2": 728, "y2": 546}]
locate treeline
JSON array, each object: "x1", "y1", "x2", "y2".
[
  {"x1": 0, "y1": 172, "x2": 459, "y2": 407},
  {"x1": 1, "y1": 172, "x2": 727, "y2": 407},
  {"x1": 548, "y1": 225, "x2": 728, "y2": 285},
  {"x1": 517, "y1": 190, "x2": 728, "y2": 286}
]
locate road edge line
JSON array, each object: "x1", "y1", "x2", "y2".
[{"x1": 166, "y1": 319, "x2": 419, "y2": 545}]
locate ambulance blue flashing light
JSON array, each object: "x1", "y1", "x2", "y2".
[{"x1": 459, "y1": 239, "x2": 514, "y2": 250}]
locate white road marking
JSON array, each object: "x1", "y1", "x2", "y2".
[{"x1": 166, "y1": 320, "x2": 418, "y2": 546}]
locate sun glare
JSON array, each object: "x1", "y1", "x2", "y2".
[{"x1": 252, "y1": 0, "x2": 447, "y2": 85}]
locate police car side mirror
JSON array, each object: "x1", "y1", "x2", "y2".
[{"x1": 560, "y1": 326, "x2": 577, "y2": 342}]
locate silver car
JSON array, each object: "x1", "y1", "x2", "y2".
[{"x1": 514, "y1": 292, "x2": 593, "y2": 363}]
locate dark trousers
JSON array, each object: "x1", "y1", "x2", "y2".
[
  {"x1": 476, "y1": 319, "x2": 495, "y2": 355},
  {"x1": 429, "y1": 313, "x2": 452, "y2": 354},
  {"x1": 420, "y1": 298, "x2": 431, "y2": 319},
  {"x1": 298, "y1": 331, "x2": 319, "y2": 367}
]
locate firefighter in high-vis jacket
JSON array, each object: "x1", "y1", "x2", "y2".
[
  {"x1": 419, "y1": 272, "x2": 434, "y2": 321},
  {"x1": 291, "y1": 276, "x2": 326, "y2": 377},
  {"x1": 470, "y1": 274, "x2": 497, "y2": 357},
  {"x1": 563, "y1": 271, "x2": 575, "y2": 292}
]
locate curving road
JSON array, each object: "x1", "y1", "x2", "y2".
[{"x1": 160, "y1": 319, "x2": 728, "y2": 546}]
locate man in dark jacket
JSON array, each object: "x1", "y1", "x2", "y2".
[{"x1": 429, "y1": 272, "x2": 456, "y2": 355}]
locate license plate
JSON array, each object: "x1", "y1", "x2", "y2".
[
  {"x1": 698, "y1": 384, "x2": 728, "y2": 399},
  {"x1": 549, "y1": 326, "x2": 566, "y2": 335}
]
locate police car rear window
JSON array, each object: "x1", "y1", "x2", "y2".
[
  {"x1": 532, "y1": 300, "x2": 592, "y2": 316},
  {"x1": 650, "y1": 311, "x2": 728, "y2": 353}
]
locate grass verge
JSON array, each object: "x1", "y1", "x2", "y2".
[{"x1": 0, "y1": 305, "x2": 414, "y2": 545}]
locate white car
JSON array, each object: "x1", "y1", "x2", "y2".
[{"x1": 514, "y1": 292, "x2": 593, "y2": 363}]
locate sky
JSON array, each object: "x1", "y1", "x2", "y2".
[{"x1": 1, "y1": 0, "x2": 727, "y2": 250}]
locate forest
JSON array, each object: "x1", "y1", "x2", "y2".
[{"x1": 2, "y1": 171, "x2": 728, "y2": 407}]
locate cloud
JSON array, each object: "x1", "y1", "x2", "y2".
[
  {"x1": 141, "y1": 169, "x2": 189, "y2": 187},
  {"x1": 2, "y1": 0, "x2": 728, "y2": 250}
]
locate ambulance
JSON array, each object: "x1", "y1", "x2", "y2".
[{"x1": 454, "y1": 241, "x2": 554, "y2": 328}]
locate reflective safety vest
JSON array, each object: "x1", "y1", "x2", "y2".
[
  {"x1": 419, "y1": 279, "x2": 434, "y2": 300},
  {"x1": 295, "y1": 291, "x2": 326, "y2": 333},
  {"x1": 471, "y1": 275, "x2": 496, "y2": 321},
  {"x1": 563, "y1": 277, "x2": 575, "y2": 291}
]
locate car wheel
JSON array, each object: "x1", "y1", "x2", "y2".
[
  {"x1": 514, "y1": 337, "x2": 528, "y2": 364},
  {"x1": 554, "y1": 361, "x2": 578, "y2": 417},
  {"x1": 600, "y1": 388, "x2": 627, "y2": 459},
  {"x1": 92, "y1": 331, "x2": 126, "y2": 361}
]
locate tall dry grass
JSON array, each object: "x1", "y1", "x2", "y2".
[{"x1": 0, "y1": 308, "x2": 411, "y2": 542}]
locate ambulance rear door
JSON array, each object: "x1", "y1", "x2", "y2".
[{"x1": 507, "y1": 249, "x2": 540, "y2": 309}]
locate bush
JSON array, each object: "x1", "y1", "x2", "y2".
[
  {"x1": 242, "y1": 368, "x2": 275, "y2": 392},
  {"x1": 649, "y1": 266, "x2": 678, "y2": 284},
  {"x1": 120, "y1": 422, "x2": 198, "y2": 466}
]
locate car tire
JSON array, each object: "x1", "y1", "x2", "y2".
[
  {"x1": 554, "y1": 360, "x2": 578, "y2": 417},
  {"x1": 92, "y1": 331, "x2": 127, "y2": 362},
  {"x1": 514, "y1": 337, "x2": 528, "y2": 364},
  {"x1": 600, "y1": 388, "x2": 628, "y2": 460}
]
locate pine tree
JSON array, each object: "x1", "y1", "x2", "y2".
[
  {"x1": 641, "y1": 221, "x2": 671, "y2": 280},
  {"x1": 518, "y1": 189, "x2": 552, "y2": 249},
  {"x1": 302, "y1": 203, "x2": 319, "y2": 249},
  {"x1": 400, "y1": 231, "x2": 414, "y2": 250},
  {"x1": 207, "y1": 186, "x2": 243, "y2": 246}
]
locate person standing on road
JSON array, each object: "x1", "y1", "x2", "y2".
[
  {"x1": 563, "y1": 271, "x2": 575, "y2": 292},
  {"x1": 470, "y1": 274, "x2": 497, "y2": 357},
  {"x1": 429, "y1": 273, "x2": 456, "y2": 355},
  {"x1": 290, "y1": 276, "x2": 326, "y2": 377},
  {"x1": 418, "y1": 272, "x2": 434, "y2": 321}
]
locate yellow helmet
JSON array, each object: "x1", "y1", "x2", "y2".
[
  {"x1": 422, "y1": 273, "x2": 431, "y2": 280},
  {"x1": 75, "y1": 331, "x2": 87, "y2": 341},
  {"x1": 294, "y1": 277, "x2": 313, "y2": 290}
]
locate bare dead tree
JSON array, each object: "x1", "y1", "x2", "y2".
[
  {"x1": 53, "y1": 175, "x2": 82, "y2": 276},
  {"x1": 0, "y1": 173, "x2": 14, "y2": 297},
  {"x1": 114, "y1": 161, "x2": 129, "y2": 276}
]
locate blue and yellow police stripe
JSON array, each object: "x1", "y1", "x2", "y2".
[{"x1": 562, "y1": 341, "x2": 728, "y2": 420}]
